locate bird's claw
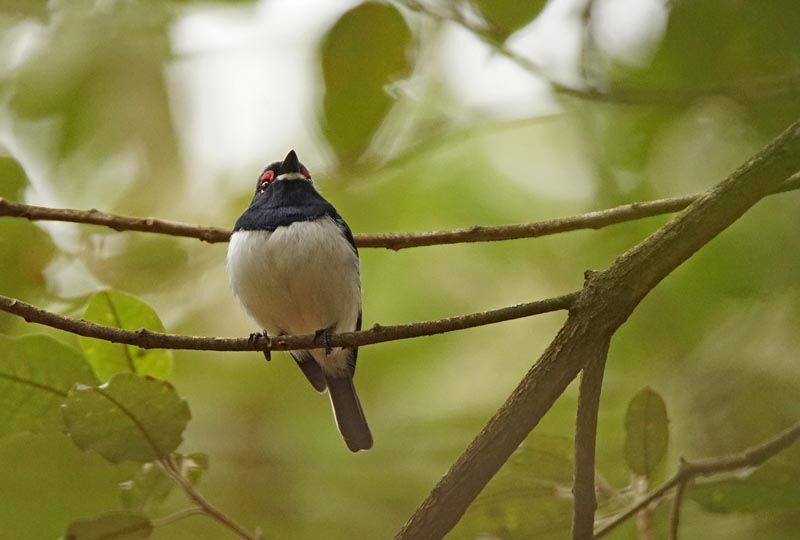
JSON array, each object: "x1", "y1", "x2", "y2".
[
  {"x1": 314, "y1": 328, "x2": 333, "y2": 356},
  {"x1": 249, "y1": 330, "x2": 271, "y2": 362}
]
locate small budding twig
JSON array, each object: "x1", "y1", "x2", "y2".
[
  {"x1": 594, "y1": 419, "x2": 800, "y2": 538},
  {"x1": 158, "y1": 456, "x2": 260, "y2": 540}
]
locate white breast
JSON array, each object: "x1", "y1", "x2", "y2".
[{"x1": 227, "y1": 217, "x2": 361, "y2": 372}]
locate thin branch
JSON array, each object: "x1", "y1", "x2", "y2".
[
  {"x1": 0, "y1": 291, "x2": 577, "y2": 352},
  {"x1": 1, "y1": 175, "x2": 798, "y2": 250},
  {"x1": 159, "y1": 458, "x2": 259, "y2": 540},
  {"x1": 393, "y1": 118, "x2": 800, "y2": 540},
  {"x1": 572, "y1": 336, "x2": 610, "y2": 540},
  {"x1": 594, "y1": 419, "x2": 800, "y2": 538},
  {"x1": 669, "y1": 477, "x2": 688, "y2": 540},
  {"x1": 151, "y1": 507, "x2": 205, "y2": 528},
  {"x1": 633, "y1": 476, "x2": 654, "y2": 540}
]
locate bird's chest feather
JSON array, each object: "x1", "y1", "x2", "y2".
[{"x1": 227, "y1": 217, "x2": 360, "y2": 336}]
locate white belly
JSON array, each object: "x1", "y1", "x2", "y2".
[{"x1": 227, "y1": 217, "x2": 361, "y2": 371}]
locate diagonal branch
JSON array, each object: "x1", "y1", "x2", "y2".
[
  {"x1": 0, "y1": 292, "x2": 577, "y2": 352},
  {"x1": 159, "y1": 457, "x2": 259, "y2": 540},
  {"x1": 1, "y1": 176, "x2": 797, "y2": 250},
  {"x1": 393, "y1": 119, "x2": 800, "y2": 540},
  {"x1": 594, "y1": 419, "x2": 800, "y2": 538}
]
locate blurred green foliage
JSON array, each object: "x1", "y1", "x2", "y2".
[
  {"x1": 0, "y1": 0, "x2": 799, "y2": 539},
  {"x1": 471, "y1": 0, "x2": 548, "y2": 42}
]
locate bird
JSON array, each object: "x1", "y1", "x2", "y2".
[{"x1": 226, "y1": 150, "x2": 372, "y2": 452}]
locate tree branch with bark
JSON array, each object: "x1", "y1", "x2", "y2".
[{"x1": 393, "y1": 119, "x2": 800, "y2": 539}]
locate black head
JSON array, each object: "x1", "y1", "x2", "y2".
[{"x1": 255, "y1": 150, "x2": 312, "y2": 193}]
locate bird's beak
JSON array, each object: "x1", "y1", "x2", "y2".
[{"x1": 279, "y1": 150, "x2": 300, "y2": 175}]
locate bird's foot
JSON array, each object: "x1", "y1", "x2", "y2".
[
  {"x1": 314, "y1": 327, "x2": 334, "y2": 356},
  {"x1": 249, "y1": 330, "x2": 271, "y2": 362}
]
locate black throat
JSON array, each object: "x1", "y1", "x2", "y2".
[{"x1": 234, "y1": 180, "x2": 339, "y2": 232}]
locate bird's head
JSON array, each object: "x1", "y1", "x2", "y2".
[{"x1": 254, "y1": 149, "x2": 312, "y2": 193}]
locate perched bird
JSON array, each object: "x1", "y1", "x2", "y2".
[{"x1": 226, "y1": 150, "x2": 372, "y2": 452}]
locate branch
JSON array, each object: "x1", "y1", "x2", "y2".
[
  {"x1": 594, "y1": 419, "x2": 800, "y2": 538},
  {"x1": 669, "y1": 478, "x2": 688, "y2": 540},
  {"x1": 0, "y1": 292, "x2": 577, "y2": 352},
  {"x1": 150, "y1": 507, "x2": 205, "y2": 529},
  {"x1": 393, "y1": 119, "x2": 800, "y2": 540},
  {"x1": 159, "y1": 457, "x2": 259, "y2": 540},
  {"x1": 1, "y1": 176, "x2": 798, "y2": 250},
  {"x1": 572, "y1": 334, "x2": 610, "y2": 540}
]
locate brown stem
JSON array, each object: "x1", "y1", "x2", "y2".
[
  {"x1": 633, "y1": 476, "x2": 654, "y2": 540},
  {"x1": 159, "y1": 458, "x2": 259, "y2": 540},
  {"x1": 669, "y1": 478, "x2": 688, "y2": 540},
  {"x1": 572, "y1": 339, "x2": 610, "y2": 540},
  {"x1": 0, "y1": 292, "x2": 577, "y2": 352},
  {"x1": 1, "y1": 176, "x2": 797, "y2": 250}
]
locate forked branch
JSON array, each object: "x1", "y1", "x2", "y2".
[{"x1": 393, "y1": 119, "x2": 800, "y2": 540}]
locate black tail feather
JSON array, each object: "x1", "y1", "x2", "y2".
[
  {"x1": 291, "y1": 351, "x2": 327, "y2": 392},
  {"x1": 326, "y1": 376, "x2": 372, "y2": 452}
]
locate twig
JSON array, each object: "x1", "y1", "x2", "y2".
[
  {"x1": 633, "y1": 476, "x2": 654, "y2": 540},
  {"x1": 393, "y1": 119, "x2": 800, "y2": 540},
  {"x1": 669, "y1": 477, "x2": 688, "y2": 540},
  {"x1": 150, "y1": 507, "x2": 205, "y2": 528},
  {"x1": 594, "y1": 419, "x2": 800, "y2": 538},
  {"x1": 159, "y1": 458, "x2": 259, "y2": 540},
  {"x1": 1, "y1": 175, "x2": 798, "y2": 250},
  {"x1": 0, "y1": 292, "x2": 578, "y2": 352},
  {"x1": 572, "y1": 337, "x2": 611, "y2": 540}
]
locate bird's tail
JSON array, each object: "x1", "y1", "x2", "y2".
[{"x1": 326, "y1": 376, "x2": 373, "y2": 452}]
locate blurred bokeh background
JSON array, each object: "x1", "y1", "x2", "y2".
[{"x1": 1, "y1": 0, "x2": 799, "y2": 538}]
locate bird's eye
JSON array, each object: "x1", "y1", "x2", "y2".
[
  {"x1": 259, "y1": 170, "x2": 275, "y2": 185},
  {"x1": 299, "y1": 165, "x2": 311, "y2": 179}
]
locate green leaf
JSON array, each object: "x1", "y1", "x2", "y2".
[
  {"x1": 0, "y1": 219, "x2": 56, "y2": 299},
  {"x1": 624, "y1": 387, "x2": 669, "y2": 478},
  {"x1": 62, "y1": 373, "x2": 191, "y2": 463},
  {"x1": 688, "y1": 464, "x2": 800, "y2": 513},
  {"x1": 471, "y1": 0, "x2": 548, "y2": 41},
  {"x1": 0, "y1": 156, "x2": 28, "y2": 200},
  {"x1": 78, "y1": 290, "x2": 171, "y2": 381},
  {"x1": 0, "y1": 0, "x2": 50, "y2": 19},
  {"x1": 120, "y1": 453, "x2": 207, "y2": 512},
  {"x1": 320, "y1": 2, "x2": 412, "y2": 163},
  {"x1": 0, "y1": 335, "x2": 97, "y2": 437},
  {"x1": 64, "y1": 511, "x2": 152, "y2": 540}
]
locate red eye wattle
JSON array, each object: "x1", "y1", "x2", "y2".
[
  {"x1": 259, "y1": 170, "x2": 275, "y2": 184},
  {"x1": 300, "y1": 165, "x2": 311, "y2": 179}
]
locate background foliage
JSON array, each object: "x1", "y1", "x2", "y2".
[{"x1": 0, "y1": 0, "x2": 798, "y2": 538}]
